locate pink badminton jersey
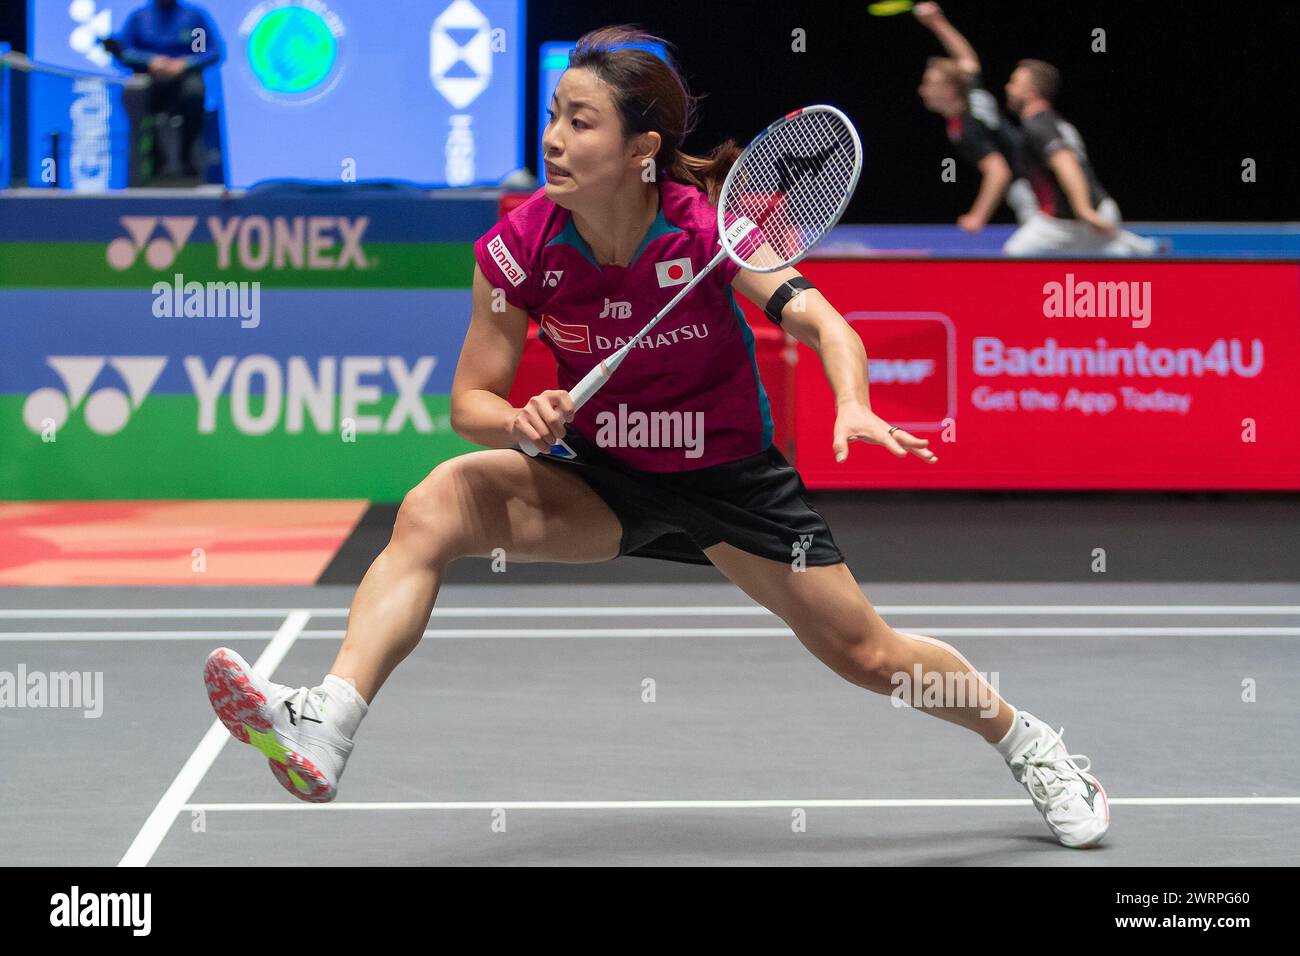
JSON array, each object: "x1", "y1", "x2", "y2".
[{"x1": 472, "y1": 177, "x2": 775, "y2": 473}]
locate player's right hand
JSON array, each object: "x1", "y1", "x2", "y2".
[
  {"x1": 957, "y1": 212, "x2": 985, "y2": 234},
  {"x1": 913, "y1": 2, "x2": 944, "y2": 24},
  {"x1": 508, "y1": 390, "x2": 574, "y2": 448}
]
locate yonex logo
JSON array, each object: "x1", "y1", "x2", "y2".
[
  {"x1": 107, "y1": 216, "x2": 197, "y2": 270},
  {"x1": 107, "y1": 215, "x2": 370, "y2": 272},
  {"x1": 23, "y1": 356, "x2": 167, "y2": 436},
  {"x1": 544, "y1": 270, "x2": 563, "y2": 287}
]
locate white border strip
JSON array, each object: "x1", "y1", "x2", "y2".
[
  {"x1": 2, "y1": 604, "x2": 1299, "y2": 619},
  {"x1": 178, "y1": 796, "x2": 1300, "y2": 812},
  {"x1": 118, "y1": 610, "x2": 311, "y2": 868},
  {"x1": 8, "y1": 626, "x2": 1300, "y2": 642}
]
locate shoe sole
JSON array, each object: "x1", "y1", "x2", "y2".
[{"x1": 203, "y1": 648, "x2": 336, "y2": 803}]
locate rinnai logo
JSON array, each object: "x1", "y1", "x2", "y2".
[
  {"x1": 868, "y1": 358, "x2": 937, "y2": 384},
  {"x1": 655, "y1": 257, "x2": 693, "y2": 288},
  {"x1": 106, "y1": 216, "x2": 371, "y2": 271},
  {"x1": 23, "y1": 356, "x2": 167, "y2": 436},
  {"x1": 487, "y1": 235, "x2": 527, "y2": 286},
  {"x1": 539, "y1": 315, "x2": 591, "y2": 353},
  {"x1": 107, "y1": 217, "x2": 197, "y2": 270}
]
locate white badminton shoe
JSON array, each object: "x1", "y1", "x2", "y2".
[
  {"x1": 203, "y1": 647, "x2": 363, "y2": 803},
  {"x1": 1004, "y1": 712, "x2": 1109, "y2": 848}
]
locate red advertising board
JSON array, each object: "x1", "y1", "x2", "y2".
[{"x1": 791, "y1": 261, "x2": 1300, "y2": 490}]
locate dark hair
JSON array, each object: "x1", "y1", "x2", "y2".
[
  {"x1": 567, "y1": 25, "x2": 741, "y2": 205},
  {"x1": 1016, "y1": 58, "x2": 1061, "y2": 102}
]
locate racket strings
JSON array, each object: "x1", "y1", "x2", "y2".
[{"x1": 723, "y1": 109, "x2": 860, "y2": 270}]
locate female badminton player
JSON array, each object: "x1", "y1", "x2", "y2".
[{"x1": 205, "y1": 25, "x2": 1108, "y2": 849}]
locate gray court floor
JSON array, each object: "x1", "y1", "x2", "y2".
[{"x1": 2, "y1": 581, "x2": 1297, "y2": 866}]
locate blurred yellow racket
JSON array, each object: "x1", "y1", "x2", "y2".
[{"x1": 868, "y1": 0, "x2": 914, "y2": 14}]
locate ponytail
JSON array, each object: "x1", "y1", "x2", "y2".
[{"x1": 668, "y1": 139, "x2": 743, "y2": 206}]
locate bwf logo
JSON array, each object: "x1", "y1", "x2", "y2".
[
  {"x1": 23, "y1": 356, "x2": 167, "y2": 437},
  {"x1": 107, "y1": 216, "x2": 196, "y2": 270}
]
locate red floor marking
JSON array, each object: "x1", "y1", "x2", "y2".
[{"x1": 0, "y1": 500, "x2": 369, "y2": 586}]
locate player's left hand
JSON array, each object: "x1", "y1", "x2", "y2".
[
  {"x1": 957, "y1": 212, "x2": 985, "y2": 234},
  {"x1": 832, "y1": 403, "x2": 938, "y2": 463}
]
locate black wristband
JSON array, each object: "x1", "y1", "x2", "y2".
[{"x1": 763, "y1": 276, "x2": 817, "y2": 325}]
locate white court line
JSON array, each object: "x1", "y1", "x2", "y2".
[
  {"x1": 179, "y1": 796, "x2": 1300, "y2": 812},
  {"x1": 7, "y1": 626, "x2": 1300, "y2": 642},
  {"x1": 118, "y1": 610, "x2": 311, "y2": 868},
  {"x1": 2, "y1": 604, "x2": 1300, "y2": 619}
]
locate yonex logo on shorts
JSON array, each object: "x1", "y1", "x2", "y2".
[
  {"x1": 106, "y1": 216, "x2": 197, "y2": 270},
  {"x1": 488, "y1": 234, "x2": 528, "y2": 286}
]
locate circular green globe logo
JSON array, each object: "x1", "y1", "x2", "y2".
[{"x1": 247, "y1": 7, "x2": 337, "y2": 95}]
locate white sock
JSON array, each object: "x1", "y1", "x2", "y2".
[
  {"x1": 319, "y1": 674, "x2": 369, "y2": 740},
  {"x1": 993, "y1": 708, "x2": 1039, "y2": 762}
]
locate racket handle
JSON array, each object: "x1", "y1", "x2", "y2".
[
  {"x1": 517, "y1": 435, "x2": 577, "y2": 459},
  {"x1": 570, "y1": 354, "x2": 624, "y2": 410}
]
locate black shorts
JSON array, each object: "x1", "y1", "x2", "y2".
[{"x1": 523, "y1": 430, "x2": 845, "y2": 567}]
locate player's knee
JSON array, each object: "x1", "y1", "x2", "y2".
[
  {"x1": 851, "y1": 634, "x2": 903, "y2": 689},
  {"x1": 796, "y1": 614, "x2": 897, "y2": 689},
  {"x1": 393, "y1": 459, "x2": 474, "y2": 561}
]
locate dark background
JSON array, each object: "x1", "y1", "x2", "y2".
[{"x1": 2, "y1": 0, "x2": 1296, "y2": 222}]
